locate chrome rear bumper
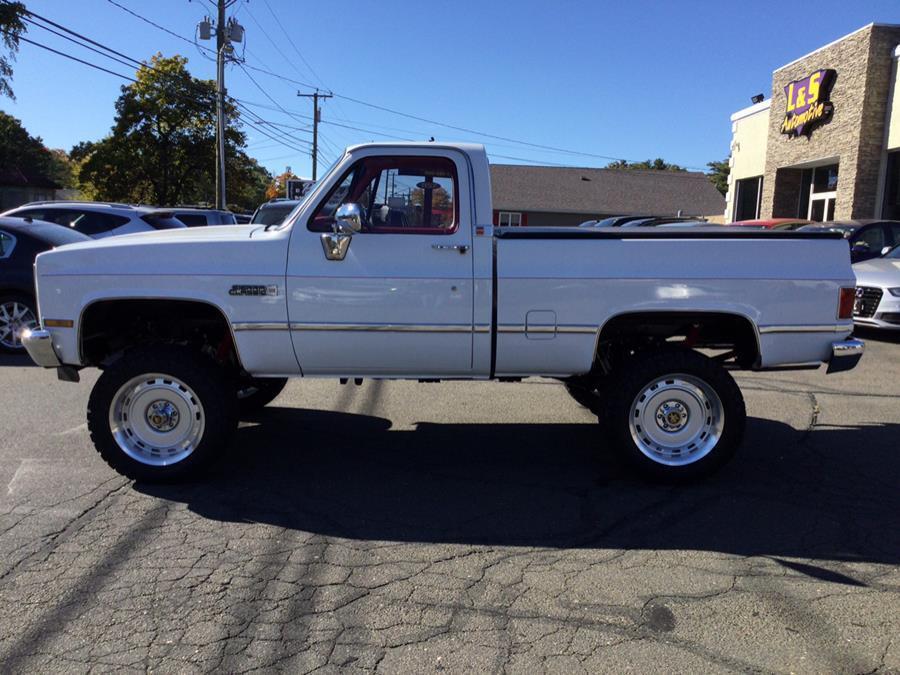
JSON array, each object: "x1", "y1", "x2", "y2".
[
  {"x1": 21, "y1": 329, "x2": 61, "y2": 368},
  {"x1": 826, "y1": 338, "x2": 864, "y2": 374}
]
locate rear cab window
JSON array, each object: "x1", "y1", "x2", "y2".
[{"x1": 308, "y1": 156, "x2": 458, "y2": 234}]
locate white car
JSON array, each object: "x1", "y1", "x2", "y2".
[
  {"x1": 851, "y1": 245, "x2": 900, "y2": 329},
  {"x1": 1, "y1": 202, "x2": 186, "y2": 238},
  {"x1": 22, "y1": 142, "x2": 863, "y2": 483}
]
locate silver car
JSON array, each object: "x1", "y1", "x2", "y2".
[
  {"x1": 1, "y1": 202, "x2": 186, "y2": 238},
  {"x1": 851, "y1": 245, "x2": 900, "y2": 330}
]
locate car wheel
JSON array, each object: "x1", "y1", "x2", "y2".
[
  {"x1": 87, "y1": 345, "x2": 237, "y2": 481},
  {"x1": 603, "y1": 348, "x2": 746, "y2": 481},
  {"x1": 237, "y1": 377, "x2": 288, "y2": 416},
  {"x1": 0, "y1": 294, "x2": 39, "y2": 353}
]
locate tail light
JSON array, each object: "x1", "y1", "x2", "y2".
[{"x1": 838, "y1": 287, "x2": 856, "y2": 319}]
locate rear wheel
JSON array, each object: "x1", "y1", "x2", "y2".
[
  {"x1": 602, "y1": 349, "x2": 745, "y2": 481},
  {"x1": 87, "y1": 345, "x2": 237, "y2": 481},
  {"x1": 0, "y1": 294, "x2": 38, "y2": 353}
]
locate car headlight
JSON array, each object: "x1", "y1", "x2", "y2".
[{"x1": 889, "y1": 288, "x2": 900, "y2": 297}]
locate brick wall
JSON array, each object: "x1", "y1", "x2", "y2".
[{"x1": 759, "y1": 25, "x2": 900, "y2": 220}]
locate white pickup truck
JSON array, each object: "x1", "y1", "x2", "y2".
[{"x1": 23, "y1": 142, "x2": 863, "y2": 482}]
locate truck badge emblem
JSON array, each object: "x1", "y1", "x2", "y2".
[{"x1": 229, "y1": 285, "x2": 278, "y2": 297}]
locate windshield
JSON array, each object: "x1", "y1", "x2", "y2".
[
  {"x1": 252, "y1": 204, "x2": 297, "y2": 226},
  {"x1": 887, "y1": 245, "x2": 900, "y2": 259}
]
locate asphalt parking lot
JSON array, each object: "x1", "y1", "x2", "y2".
[{"x1": 0, "y1": 331, "x2": 898, "y2": 673}]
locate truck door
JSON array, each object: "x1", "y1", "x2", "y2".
[{"x1": 286, "y1": 149, "x2": 474, "y2": 376}]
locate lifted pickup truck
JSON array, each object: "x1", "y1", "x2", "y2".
[{"x1": 23, "y1": 142, "x2": 863, "y2": 481}]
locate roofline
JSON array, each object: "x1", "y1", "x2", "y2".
[
  {"x1": 490, "y1": 164, "x2": 713, "y2": 179},
  {"x1": 774, "y1": 23, "x2": 900, "y2": 72},
  {"x1": 730, "y1": 99, "x2": 771, "y2": 122},
  {"x1": 491, "y1": 206, "x2": 719, "y2": 217}
]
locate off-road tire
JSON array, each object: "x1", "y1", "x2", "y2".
[
  {"x1": 602, "y1": 348, "x2": 746, "y2": 481},
  {"x1": 87, "y1": 345, "x2": 237, "y2": 481}
]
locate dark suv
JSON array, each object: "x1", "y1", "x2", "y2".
[{"x1": 798, "y1": 220, "x2": 900, "y2": 263}]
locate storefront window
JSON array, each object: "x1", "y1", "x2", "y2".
[
  {"x1": 734, "y1": 176, "x2": 762, "y2": 221},
  {"x1": 884, "y1": 151, "x2": 900, "y2": 220},
  {"x1": 812, "y1": 164, "x2": 838, "y2": 193}
]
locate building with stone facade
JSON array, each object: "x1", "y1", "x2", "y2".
[{"x1": 725, "y1": 23, "x2": 900, "y2": 223}]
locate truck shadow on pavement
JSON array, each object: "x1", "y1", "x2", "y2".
[{"x1": 138, "y1": 409, "x2": 900, "y2": 566}]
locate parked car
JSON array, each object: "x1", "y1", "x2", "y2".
[
  {"x1": 234, "y1": 213, "x2": 252, "y2": 224},
  {"x1": 851, "y1": 245, "x2": 900, "y2": 330},
  {"x1": 1, "y1": 202, "x2": 186, "y2": 238},
  {"x1": 169, "y1": 207, "x2": 237, "y2": 227},
  {"x1": 23, "y1": 142, "x2": 862, "y2": 483},
  {"x1": 0, "y1": 217, "x2": 90, "y2": 352},
  {"x1": 619, "y1": 217, "x2": 707, "y2": 227},
  {"x1": 798, "y1": 220, "x2": 900, "y2": 263},
  {"x1": 250, "y1": 198, "x2": 302, "y2": 227},
  {"x1": 729, "y1": 218, "x2": 812, "y2": 230}
]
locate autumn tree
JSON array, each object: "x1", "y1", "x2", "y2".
[{"x1": 266, "y1": 170, "x2": 299, "y2": 200}]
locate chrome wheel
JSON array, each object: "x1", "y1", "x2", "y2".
[
  {"x1": 628, "y1": 373, "x2": 724, "y2": 467},
  {"x1": 0, "y1": 300, "x2": 38, "y2": 350},
  {"x1": 109, "y1": 374, "x2": 206, "y2": 466}
]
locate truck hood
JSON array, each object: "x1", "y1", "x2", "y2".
[
  {"x1": 35, "y1": 224, "x2": 284, "y2": 277},
  {"x1": 852, "y1": 258, "x2": 900, "y2": 288}
]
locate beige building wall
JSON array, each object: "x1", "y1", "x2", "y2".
[
  {"x1": 724, "y1": 102, "x2": 770, "y2": 222},
  {"x1": 886, "y1": 47, "x2": 900, "y2": 150}
]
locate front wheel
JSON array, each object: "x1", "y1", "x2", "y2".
[
  {"x1": 87, "y1": 345, "x2": 237, "y2": 481},
  {"x1": 602, "y1": 349, "x2": 746, "y2": 481}
]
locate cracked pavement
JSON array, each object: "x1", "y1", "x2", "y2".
[{"x1": 0, "y1": 329, "x2": 898, "y2": 673}]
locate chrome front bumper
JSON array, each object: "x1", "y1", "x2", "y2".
[
  {"x1": 826, "y1": 338, "x2": 864, "y2": 374},
  {"x1": 21, "y1": 329, "x2": 61, "y2": 368}
]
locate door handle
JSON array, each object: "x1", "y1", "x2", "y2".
[{"x1": 432, "y1": 244, "x2": 469, "y2": 254}]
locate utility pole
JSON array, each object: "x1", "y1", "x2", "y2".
[
  {"x1": 215, "y1": 0, "x2": 226, "y2": 210},
  {"x1": 198, "y1": 2, "x2": 243, "y2": 209},
  {"x1": 297, "y1": 89, "x2": 332, "y2": 180}
]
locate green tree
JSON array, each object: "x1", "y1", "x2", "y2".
[
  {"x1": 77, "y1": 53, "x2": 267, "y2": 210},
  {"x1": 0, "y1": 1, "x2": 25, "y2": 100},
  {"x1": 707, "y1": 157, "x2": 730, "y2": 196},
  {"x1": 605, "y1": 158, "x2": 686, "y2": 171},
  {"x1": 0, "y1": 109, "x2": 58, "y2": 182}
]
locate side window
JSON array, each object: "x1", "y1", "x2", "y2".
[
  {"x1": 70, "y1": 211, "x2": 130, "y2": 236},
  {"x1": 889, "y1": 224, "x2": 900, "y2": 248},
  {"x1": 0, "y1": 230, "x2": 15, "y2": 259},
  {"x1": 309, "y1": 156, "x2": 457, "y2": 234},
  {"x1": 856, "y1": 226, "x2": 885, "y2": 251}
]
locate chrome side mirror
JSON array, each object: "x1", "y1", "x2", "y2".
[
  {"x1": 334, "y1": 203, "x2": 363, "y2": 235},
  {"x1": 321, "y1": 203, "x2": 363, "y2": 261}
]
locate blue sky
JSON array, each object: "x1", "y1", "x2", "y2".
[{"x1": 3, "y1": 0, "x2": 898, "y2": 178}]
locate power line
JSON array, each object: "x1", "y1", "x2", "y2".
[
  {"x1": 105, "y1": 0, "x2": 213, "y2": 55},
  {"x1": 236, "y1": 62, "x2": 313, "y2": 133},
  {"x1": 15, "y1": 28, "x2": 308, "y2": 160},
  {"x1": 15, "y1": 35, "x2": 137, "y2": 82}
]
